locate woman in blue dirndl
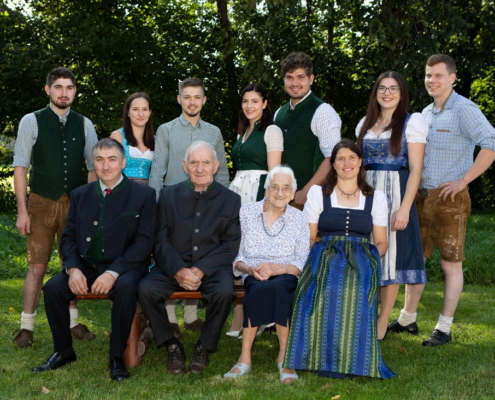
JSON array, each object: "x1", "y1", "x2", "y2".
[
  {"x1": 284, "y1": 139, "x2": 395, "y2": 379},
  {"x1": 356, "y1": 72, "x2": 428, "y2": 341}
]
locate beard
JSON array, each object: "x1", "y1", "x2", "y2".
[
  {"x1": 183, "y1": 109, "x2": 200, "y2": 118},
  {"x1": 51, "y1": 98, "x2": 73, "y2": 109}
]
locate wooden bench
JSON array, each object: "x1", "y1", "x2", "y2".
[{"x1": 76, "y1": 285, "x2": 246, "y2": 368}]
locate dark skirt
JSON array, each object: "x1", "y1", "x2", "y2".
[
  {"x1": 243, "y1": 274, "x2": 299, "y2": 328},
  {"x1": 366, "y1": 169, "x2": 427, "y2": 286},
  {"x1": 384, "y1": 170, "x2": 426, "y2": 285}
]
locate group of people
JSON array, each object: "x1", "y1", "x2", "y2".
[{"x1": 12, "y1": 52, "x2": 495, "y2": 383}]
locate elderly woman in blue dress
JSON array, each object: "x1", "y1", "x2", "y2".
[{"x1": 223, "y1": 166, "x2": 310, "y2": 383}]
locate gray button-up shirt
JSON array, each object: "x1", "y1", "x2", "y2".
[{"x1": 149, "y1": 115, "x2": 229, "y2": 199}]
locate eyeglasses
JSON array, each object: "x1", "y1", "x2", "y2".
[
  {"x1": 269, "y1": 185, "x2": 292, "y2": 193},
  {"x1": 377, "y1": 85, "x2": 400, "y2": 94}
]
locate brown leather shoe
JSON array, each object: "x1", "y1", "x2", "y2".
[
  {"x1": 13, "y1": 329, "x2": 33, "y2": 348},
  {"x1": 184, "y1": 319, "x2": 204, "y2": 332},
  {"x1": 166, "y1": 343, "x2": 186, "y2": 374},
  {"x1": 70, "y1": 323, "x2": 96, "y2": 340},
  {"x1": 170, "y1": 323, "x2": 182, "y2": 339},
  {"x1": 189, "y1": 342, "x2": 209, "y2": 373}
]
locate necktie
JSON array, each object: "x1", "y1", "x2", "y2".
[{"x1": 104, "y1": 188, "x2": 113, "y2": 195}]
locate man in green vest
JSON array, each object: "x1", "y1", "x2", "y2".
[
  {"x1": 274, "y1": 52, "x2": 341, "y2": 208},
  {"x1": 12, "y1": 67, "x2": 98, "y2": 348}
]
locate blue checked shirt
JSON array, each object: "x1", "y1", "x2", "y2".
[{"x1": 421, "y1": 91, "x2": 495, "y2": 189}]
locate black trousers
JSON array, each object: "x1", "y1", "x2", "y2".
[
  {"x1": 138, "y1": 266, "x2": 235, "y2": 352},
  {"x1": 43, "y1": 264, "x2": 145, "y2": 358}
]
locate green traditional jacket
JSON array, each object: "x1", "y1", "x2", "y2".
[
  {"x1": 275, "y1": 93, "x2": 325, "y2": 189},
  {"x1": 31, "y1": 105, "x2": 85, "y2": 200}
]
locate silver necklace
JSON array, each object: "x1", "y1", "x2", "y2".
[
  {"x1": 260, "y1": 213, "x2": 285, "y2": 237},
  {"x1": 337, "y1": 185, "x2": 358, "y2": 199}
]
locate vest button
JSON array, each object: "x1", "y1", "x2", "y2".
[
  {"x1": 193, "y1": 246, "x2": 198, "y2": 251},
  {"x1": 196, "y1": 212, "x2": 201, "y2": 216},
  {"x1": 94, "y1": 221, "x2": 98, "y2": 226},
  {"x1": 86, "y1": 237, "x2": 91, "y2": 242},
  {"x1": 195, "y1": 229, "x2": 199, "y2": 233}
]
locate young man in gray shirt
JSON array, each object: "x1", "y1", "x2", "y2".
[{"x1": 149, "y1": 77, "x2": 229, "y2": 337}]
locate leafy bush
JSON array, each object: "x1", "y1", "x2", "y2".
[{"x1": 0, "y1": 164, "x2": 15, "y2": 214}]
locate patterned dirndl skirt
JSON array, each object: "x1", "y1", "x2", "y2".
[{"x1": 284, "y1": 235, "x2": 395, "y2": 379}]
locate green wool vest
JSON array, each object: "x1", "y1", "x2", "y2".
[
  {"x1": 275, "y1": 93, "x2": 325, "y2": 189},
  {"x1": 32, "y1": 106, "x2": 86, "y2": 200}
]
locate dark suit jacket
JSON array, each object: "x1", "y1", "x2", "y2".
[
  {"x1": 154, "y1": 180, "x2": 241, "y2": 279},
  {"x1": 61, "y1": 175, "x2": 156, "y2": 276}
]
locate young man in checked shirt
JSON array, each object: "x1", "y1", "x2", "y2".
[
  {"x1": 388, "y1": 54, "x2": 495, "y2": 346},
  {"x1": 12, "y1": 67, "x2": 98, "y2": 348}
]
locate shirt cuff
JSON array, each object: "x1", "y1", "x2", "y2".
[{"x1": 105, "y1": 270, "x2": 119, "y2": 280}]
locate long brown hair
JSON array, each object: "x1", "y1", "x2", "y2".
[
  {"x1": 356, "y1": 71, "x2": 409, "y2": 156},
  {"x1": 323, "y1": 139, "x2": 374, "y2": 197},
  {"x1": 122, "y1": 92, "x2": 155, "y2": 150},
  {"x1": 237, "y1": 83, "x2": 274, "y2": 136}
]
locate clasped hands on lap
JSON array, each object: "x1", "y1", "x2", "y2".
[
  {"x1": 246, "y1": 262, "x2": 288, "y2": 281},
  {"x1": 67, "y1": 268, "x2": 116, "y2": 295},
  {"x1": 174, "y1": 267, "x2": 205, "y2": 291}
]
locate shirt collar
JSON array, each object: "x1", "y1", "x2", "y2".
[
  {"x1": 49, "y1": 103, "x2": 71, "y2": 123},
  {"x1": 99, "y1": 174, "x2": 124, "y2": 195},
  {"x1": 432, "y1": 90, "x2": 457, "y2": 114},
  {"x1": 258, "y1": 198, "x2": 289, "y2": 221},
  {"x1": 179, "y1": 114, "x2": 202, "y2": 128},
  {"x1": 186, "y1": 178, "x2": 216, "y2": 192},
  {"x1": 290, "y1": 90, "x2": 312, "y2": 110}
]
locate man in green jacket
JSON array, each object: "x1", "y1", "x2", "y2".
[
  {"x1": 275, "y1": 52, "x2": 341, "y2": 208},
  {"x1": 12, "y1": 67, "x2": 98, "y2": 348}
]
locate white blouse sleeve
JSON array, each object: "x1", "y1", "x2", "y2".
[
  {"x1": 405, "y1": 113, "x2": 428, "y2": 144},
  {"x1": 303, "y1": 185, "x2": 324, "y2": 224},
  {"x1": 355, "y1": 117, "x2": 366, "y2": 139},
  {"x1": 264, "y1": 124, "x2": 284, "y2": 152},
  {"x1": 371, "y1": 190, "x2": 388, "y2": 227}
]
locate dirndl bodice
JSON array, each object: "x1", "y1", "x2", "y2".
[{"x1": 362, "y1": 114, "x2": 411, "y2": 171}]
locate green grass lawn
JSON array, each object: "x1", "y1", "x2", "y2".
[
  {"x1": 0, "y1": 281, "x2": 494, "y2": 399},
  {"x1": 1, "y1": 213, "x2": 494, "y2": 399}
]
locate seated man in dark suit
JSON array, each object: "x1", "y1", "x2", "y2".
[
  {"x1": 139, "y1": 140, "x2": 241, "y2": 374},
  {"x1": 32, "y1": 138, "x2": 156, "y2": 381}
]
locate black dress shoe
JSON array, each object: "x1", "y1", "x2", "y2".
[
  {"x1": 388, "y1": 320, "x2": 419, "y2": 335},
  {"x1": 422, "y1": 329, "x2": 451, "y2": 347},
  {"x1": 189, "y1": 342, "x2": 209, "y2": 374},
  {"x1": 166, "y1": 343, "x2": 186, "y2": 374},
  {"x1": 32, "y1": 350, "x2": 76, "y2": 373},
  {"x1": 109, "y1": 357, "x2": 130, "y2": 381}
]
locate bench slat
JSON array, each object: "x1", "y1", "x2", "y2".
[{"x1": 76, "y1": 285, "x2": 245, "y2": 301}]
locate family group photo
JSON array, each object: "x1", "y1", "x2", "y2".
[{"x1": 0, "y1": 1, "x2": 494, "y2": 399}]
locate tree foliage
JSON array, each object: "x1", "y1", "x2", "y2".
[{"x1": 0, "y1": 0, "x2": 494, "y2": 211}]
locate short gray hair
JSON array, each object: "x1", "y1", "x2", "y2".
[
  {"x1": 184, "y1": 140, "x2": 218, "y2": 163},
  {"x1": 264, "y1": 165, "x2": 297, "y2": 192},
  {"x1": 92, "y1": 138, "x2": 125, "y2": 160}
]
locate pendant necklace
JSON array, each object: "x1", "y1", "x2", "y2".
[
  {"x1": 374, "y1": 114, "x2": 389, "y2": 131},
  {"x1": 337, "y1": 185, "x2": 358, "y2": 199}
]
